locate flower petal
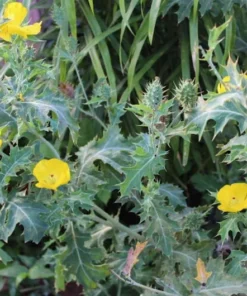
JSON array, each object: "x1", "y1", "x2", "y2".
[
  {"x1": 0, "y1": 23, "x2": 29, "y2": 41},
  {"x1": 0, "y1": 24, "x2": 11, "y2": 41},
  {"x1": 4, "y1": 2, "x2": 27, "y2": 26},
  {"x1": 21, "y1": 22, "x2": 42, "y2": 36},
  {"x1": 217, "y1": 185, "x2": 232, "y2": 203},
  {"x1": 231, "y1": 183, "x2": 247, "y2": 201}
]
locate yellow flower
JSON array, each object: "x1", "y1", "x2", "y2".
[
  {"x1": 0, "y1": 2, "x2": 42, "y2": 42},
  {"x1": 33, "y1": 159, "x2": 71, "y2": 191},
  {"x1": 217, "y1": 183, "x2": 247, "y2": 213},
  {"x1": 217, "y1": 74, "x2": 247, "y2": 94},
  {"x1": 0, "y1": 139, "x2": 2, "y2": 148}
]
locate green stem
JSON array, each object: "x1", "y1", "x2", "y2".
[
  {"x1": 199, "y1": 46, "x2": 222, "y2": 82},
  {"x1": 117, "y1": 282, "x2": 122, "y2": 296},
  {"x1": 20, "y1": 286, "x2": 45, "y2": 293},
  {"x1": 28, "y1": 125, "x2": 60, "y2": 159},
  {"x1": 111, "y1": 270, "x2": 174, "y2": 296},
  {"x1": 79, "y1": 107, "x2": 107, "y2": 130},
  {"x1": 93, "y1": 204, "x2": 144, "y2": 241}
]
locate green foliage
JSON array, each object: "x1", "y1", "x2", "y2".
[
  {"x1": 0, "y1": 200, "x2": 48, "y2": 243},
  {"x1": 187, "y1": 93, "x2": 247, "y2": 138},
  {"x1": 217, "y1": 213, "x2": 247, "y2": 242},
  {"x1": 159, "y1": 183, "x2": 187, "y2": 207},
  {"x1": 0, "y1": 147, "x2": 32, "y2": 201},
  {"x1": 0, "y1": 0, "x2": 247, "y2": 294},
  {"x1": 62, "y1": 223, "x2": 109, "y2": 289},
  {"x1": 120, "y1": 135, "x2": 166, "y2": 195},
  {"x1": 218, "y1": 134, "x2": 247, "y2": 165}
]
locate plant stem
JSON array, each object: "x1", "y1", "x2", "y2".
[
  {"x1": 92, "y1": 203, "x2": 144, "y2": 241},
  {"x1": 28, "y1": 125, "x2": 60, "y2": 159},
  {"x1": 79, "y1": 107, "x2": 107, "y2": 130},
  {"x1": 111, "y1": 270, "x2": 174, "y2": 296},
  {"x1": 199, "y1": 46, "x2": 222, "y2": 83},
  {"x1": 20, "y1": 285, "x2": 45, "y2": 293}
]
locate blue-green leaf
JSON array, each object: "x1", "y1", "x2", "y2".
[
  {"x1": 187, "y1": 94, "x2": 247, "y2": 139},
  {"x1": 159, "y1": 183, "x2": 186, "y2": 207},
  {"x1": 0, "y1": 200, "x2": 48, "y2": 243},
  {"x1": 62, "y1": 223, "x2": 109, "y2": 289},
  {"x1": 0, "y1": 147, "x2": 32, "y2": 200},
  {"x1": 16, "y1": 95, "x2": 79, "y2": 142},
  {"x1": 120, "y1": 134, "x2": 166, "y2": 196}
]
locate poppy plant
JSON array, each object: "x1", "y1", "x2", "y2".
[{"x1": 0, "y1": 2, "x2": 41, "y2": 42}]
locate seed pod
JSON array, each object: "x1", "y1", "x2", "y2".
[
  {"x1": 174, "y1": 79, "x2": 198, "y2": 112},
  {"x1": 143, "y1": 77, "x2": 164, "y2": 109}
]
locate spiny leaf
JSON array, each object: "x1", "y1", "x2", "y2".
[
  {"x1": 217, "y1": 216, "x2": 240, "y2": 242},
  {"x1": 187, "y1": 95, "x2": 247, "y2": 139},
  {"x1": 159, "y1": 183, "x2": 186, "y2": 207},
  {"x1": 140, "y1": 186, "x2": 178, "y2": 256},
  {"x1": 120, "y1": 134, "x2": 166, "y2": 196},
  {"x1": 226, "y1": 250, "x2": 247, "y2": 276},
  {"x1": 217, "y1": 134, "x2": 247, "y2": 164},
  {"x1": 162, "y1": 0, "x2": 193, "y2": 23},
  {"x1": 176, "y1": 0, "x2": 193, "y2": 23},
  {"x1": 0, "y1": 147, "x2": 32, "y2": 200},
  {"x1": 76, "y1": 126, "x2": 134, "y2": 184},
  {"x1": 202, "y1": 19, "x2": 231, "y2": 61},
  {"x1": 52, "y1": 4, "x2": 66, "y2": 31},
  {"x1": 217, "y1": 0, "x2": 247, "y2": 14},
  {"x1": 62, "y1": 223, "x2": 109, "y2": 289},
  {"x1": 144, "y1": 204, "x2": 176, "y2": 256},
  {"x1": 16, "y1": 94, "x2": 79, "y2": 142},
  {"x1": 199, "y1": 0, "x2": 213, "y2": 16},
  {"x1": 0, "y1": 104, "x2": 17, "y2": 134},
  {"x1": 0, "y1": 200, "x2": 48, "y2": 243}
]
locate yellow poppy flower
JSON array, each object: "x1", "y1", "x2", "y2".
[
  {"x1": 0, "y1": 2, "x2": 42, "y2": 42},
  {"x1": 217, "y1": 74, "x2": 247, "y2": 94},
  {"x1": 33, "y1": 159, "x2": 71, "y2": 191},
  {"x1": 217, "y1": 183, "x2": 247, "y2": 213}
]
